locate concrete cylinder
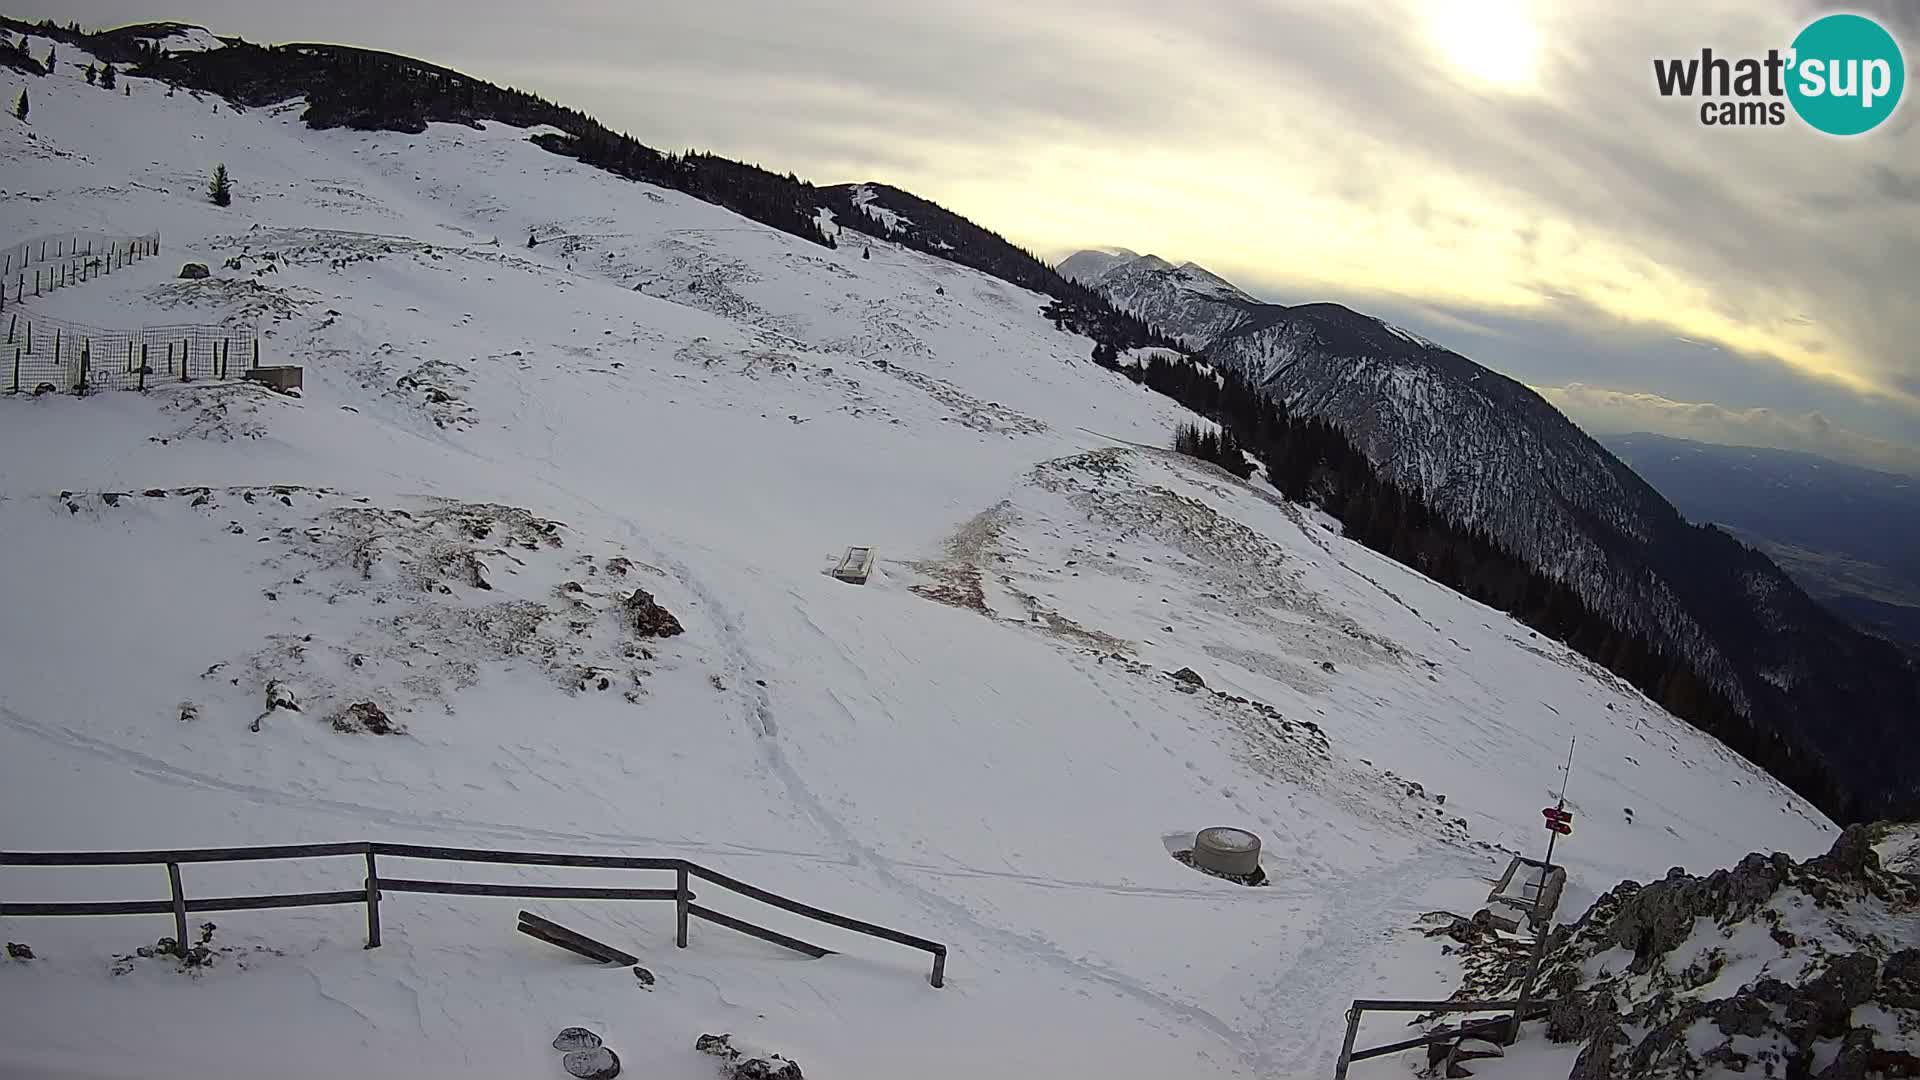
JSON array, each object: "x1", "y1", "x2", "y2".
[{"x1": 1193, "y1": 827, "x2": 1262, "y2": 876}]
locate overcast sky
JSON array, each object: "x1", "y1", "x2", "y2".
[{"x1": 18, "y1": 0, "x2": 1920, "y2": 470}]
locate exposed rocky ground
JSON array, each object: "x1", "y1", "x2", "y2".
[{"x1": 1439, "y1": 824, "x2": 1920, "y2": 1078}]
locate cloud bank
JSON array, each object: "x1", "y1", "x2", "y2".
[{"x1": 1541, "y1": 383, "x2": 1920, "y2": 474}]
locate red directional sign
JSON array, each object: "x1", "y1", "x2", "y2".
[{"x1": 1543, "y1": 807, "x2": 1574, "y2": 835}]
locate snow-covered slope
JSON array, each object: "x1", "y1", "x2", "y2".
[{"x1": 0, "y1": 31, "x2": 1837, "y2": 1080}]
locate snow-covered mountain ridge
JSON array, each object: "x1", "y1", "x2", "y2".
[
  {"x1": 1061, "y1": 250, "x2": 1920, "y2": 825},
  {"x1": 0, "y1": 24, "x2": 1848, "y2": 1080}
]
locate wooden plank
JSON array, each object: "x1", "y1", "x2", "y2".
[
  {"x1": 0, "y1": 898, "x2": 178, "y2": 917},
  {"x1": 372, "y1": 843, "x2": 681, "y2": 872},
  {"x1": 514, "y1": 910, "x2": 633, "y2": 960},
  {"x1": 187, "y1": 890, "x2": 367, "y2": 913},
  {"x1": 382, "y1": 878, "x2": 680, "y2": 902},
  {"x1": 0, "y1": 842, "x2": 370, "y2": 866},
  {"x1": 687, "y1": 902, "x2": 832, "y2": 959},
  {"x1": 687, "y1": 865, "x2": 941, "y2": 954},
  {"x1": 515, "y1": 911, "x2": 638, "y2": 966}
]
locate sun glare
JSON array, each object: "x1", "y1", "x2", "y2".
[{"x1": 1423, "y1": 0, "x2": 1543, "y2": 93}]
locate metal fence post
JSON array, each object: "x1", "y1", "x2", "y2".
[
  {"x1": 166, "y1": 862, "x2": 190, "y2": 958},
  {"x1": 364, "y1": 848, "x2": 382, "y2": 948},
  {"x1": 1332, "y1": 1004, "x2": 1362, "y2": 1080},
  {"x1": 930, "y1": 946, "x2": 946, "y2": 989},
  {"x1": 675, "y1": 865, "x2": 689, "y2": 948}
]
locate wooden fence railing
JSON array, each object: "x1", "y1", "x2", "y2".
[{"x1": 0, "y1": 841, "x2": 947, "y2": 987}]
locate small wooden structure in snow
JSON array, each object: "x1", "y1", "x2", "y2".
[{"x1": 832, "y1": 546, "x2": 875, "y2": 584}]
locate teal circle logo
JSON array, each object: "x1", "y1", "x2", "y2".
[{"x1": 1787, "y1": 13, "x2": 1905, "y2": 135}]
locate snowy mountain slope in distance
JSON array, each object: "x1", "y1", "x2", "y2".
[
  {"x1": 1060, "y1": 248, "x2": 1261, "y2": 347},
  {"x1": 0, "y1": 33, "x2": 1834, "y2": 1080},
  {"x1": 1065, "y1": 249, "x2": 1920, "y2": 824},
  {"x1": 1056, "y1": 246, "x2": 1140, "y2": 284}
]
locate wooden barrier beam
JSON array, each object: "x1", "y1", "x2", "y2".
[
  {"x1": 516, "y1": 911, "x2": 638, "y2": 966},
  {"x1": 188, "y1": 890, "x2": 367, "y2": 913},
  {"x1": 1, "y1": 842, "x2": 370, "y2": 866},
  {"x1": 687, "y1": 864, "x2": 942, "y2": 955},
  {"x1": 687, "y1": 902, "x2": 833, "y2": 959},
  {"x1": 381, "y1": 878, "x2": 681, "y2": 903},
  {"x1": 371, "y1": 842, "x2": 681, "y2": 872}
]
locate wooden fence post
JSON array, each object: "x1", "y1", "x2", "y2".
[
  {"x1": 79, "y1": 342, "x2": 90, "y2": 394},
  {"x1": 6, "y1": 313, "x2": 13, "y2": 343},
  {"x1": 138, "y1": 344, "x2": 148, "y2": 391},
  {"x1": 166, "y1": 862, "x2": 190, "y2": 958},
  {"x1": 930, "y1": 947, "x2": 946, "y2": 989},
  {"x1": 364, "y1": 849, "x2": 382, "y2": 948},
  {"x1": 252, "y1": 338, "x2": 259, "y2": 369},
  {"x1": 675, "y1": 865, "x2": 690, "y2": 948},
  {"x1": 10, "y1": 348, "x2": 18, "y2": 394}
]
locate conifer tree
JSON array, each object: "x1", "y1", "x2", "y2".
[
  {"x1": 100, "y1": 63, "x2": 116, "y2": 90},
  {"x1": 45, "y1": 45, "x2": 56, "y2": 71},
  {"x1": 13, "y1": 88, "x2": 26, "y2": 121},
  {"x1": 85, "y1": 63, "x2": 96, "y2": 85},
  {"x1": 208, "y1": 163, "x2": 232, "y2": 206}
]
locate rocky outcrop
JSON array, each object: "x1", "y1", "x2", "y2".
[
  {"x1": 1441, "y1": 825, "x2": 1918, "y2": 1079},
  {"x1": 696, "y1": 1034, "x2": 803, "y2": 1080},
  {"x1": 623, "y1": 588, "x2": 684, "y2": 638}
]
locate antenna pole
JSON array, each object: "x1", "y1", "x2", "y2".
[{"x1": 1543, "y1": 736, "x2": 1575, "y2": 869}]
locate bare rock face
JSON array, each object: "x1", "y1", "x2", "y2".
[
  {"x1": 179, "y1": 262, "x2": 210, "y2": 279},
  {"x1": 624, "y1": 589, "x2": 684, "y2": 638}
]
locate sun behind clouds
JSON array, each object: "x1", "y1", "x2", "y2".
[{"x1": 1422, "y1": 0, "x2": 1544, "y2": 92}]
